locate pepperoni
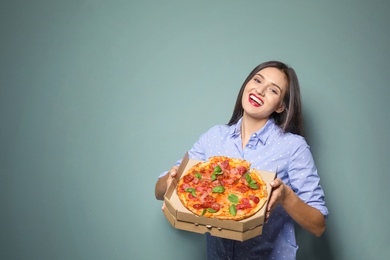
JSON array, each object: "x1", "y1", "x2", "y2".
[
  {"x1": 179, "y1": 183, "x2": 191, "y2": 192},
  {"x1": 235, "y1": 204, "x2": 246, "y2": 210},
  {"x1": 198, "y1": 191, "x2": 209, "y2": 202},
  {"x1": 236, "y1": 184, "x2": 250, "y2": 193},
  {"x1": 250, "y1": 195, "x2": 260, "y2": 204},
  {"x1": 200, "y1": 202, "x2": 213, "y2": 208},
  {"x1": 236, "y1": 203, "x2": 252, "y2": 210},
  {"x1": 240, "y1": 198, "x2": 250, "y2": 204},
  {"x1": 220, "y1": 160, "x2": 229, "y2": 170},
  {"x1": 245, "y1": 202, "x2": 253, "y2": 209},
  {"x1": 193, "y1": 204, "x2": 202, "y2": 210},
  {"x1": 199, "y1": 179, "x2": 210, "y2": 187},
  {"x1": 240, "y1": 175, "x2": 249, "y2": 184},
  {"x1": 230, "y1": 168, "x2": 239, "y2": 176},
  {"x1": 211, "y1": 180, "x2": 221, "y2": 187},
  {"x1": 222, "y1": 178, "x2": 235, "y2": 185},
  {"x1": 211, "y1": 202, "x2": 221, "y2": 211},
  {"x1": 192, "y1": 177, "x2": 199, "y2": 184},
  {"x1": 196, "y1": 186, "x2": 208, "y2": 192},
  {"x1": 236, "y1": 166, "x2": 247, "y2": 175},
  {"x1": 203, "y1": 195, "x2": 216, "y2": 203},
  {"x1": 183, "y1": 174, "x2": 194, "y2": 183},
  {"x1": 240, "y1": 198, "x2": 252, "y2": 209},
  {"x1": 188, "y1": 193, "x2": 197, "y2": 200}
]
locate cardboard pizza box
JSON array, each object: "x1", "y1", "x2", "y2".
[{"x1": 163, "y1": 152, "x2": 276, "y2": 242}]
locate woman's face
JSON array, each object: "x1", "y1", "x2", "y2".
[{"x1": 241, "y1": 67, "x2": 288, "y2": 121}]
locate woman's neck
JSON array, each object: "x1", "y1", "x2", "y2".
[{"x1": 241, "y1": 115, "x2": 268, "y2": 148}]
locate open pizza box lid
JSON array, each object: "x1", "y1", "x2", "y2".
[{"x1": 163, "y1": 152, "x2": 276, "y2": 242}]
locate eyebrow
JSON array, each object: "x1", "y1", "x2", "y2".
[{"x1": 256, "y1": 73, "x2": 283, "y2": 92}]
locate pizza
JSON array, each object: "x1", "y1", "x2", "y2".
[{"x1": 176, "y1": 156, "x2": 268, "y2": 221}]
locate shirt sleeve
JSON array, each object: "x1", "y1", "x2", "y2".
[
  {"x1": 288, "y1": 142, "x2": 329, "y2": 218},
  {"x1": 187, "y1": 126, "x2": 222, "y2": 161},
  {"x1": 188, "y1": 135, "x2": 207, "y2": 161},
  {"x1": 157, "y1": 159, "x2": 182, "y2": 178}
]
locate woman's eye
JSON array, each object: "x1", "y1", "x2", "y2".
[
  {"x1": 270, "y1": 88, "x2": 279, "y2": 94},
  {"x1": 254, "y1": 78, "x2": 261, "y2": 83}
]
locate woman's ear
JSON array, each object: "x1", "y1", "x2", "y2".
[{"x1": 275, "y1": 103, "x2": 285, "y2": 114}]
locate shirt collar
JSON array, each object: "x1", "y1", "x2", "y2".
[
  {"x1": 229, "y1": 117, "x2": 277, "y2": 145},
  {"x1": 230, "y1": 118, "x2": 242, "y2": 138}
]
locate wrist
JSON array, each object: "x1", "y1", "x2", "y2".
[{"x1": 280, "y1": 184, "x2": 296, "y2": 208}]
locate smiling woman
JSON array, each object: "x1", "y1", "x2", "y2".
[
  {"x1": 155, "y1": 60, "x2": 328, "y2": 260},
  {"x1": 228, "y1": 61, "x2": 304, "y2": 137},
  {"x1": 240, "y1": 67, "x2": 288, "y2": 147}
]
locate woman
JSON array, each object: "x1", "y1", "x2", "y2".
[{"x1": 155, "y1": 61, "x2": 328, "y2": 259}]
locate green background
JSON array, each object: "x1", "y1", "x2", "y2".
[{"x1": 1, "y1": 1, "x2": 389, "y2": 259}]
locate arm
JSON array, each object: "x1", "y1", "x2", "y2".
[
  {"x1": 266, "y1": 178, "x2": 326, "y2": 237},
  {"x1": 155, "y1": 166, "x2": 179, "y2": 200}
]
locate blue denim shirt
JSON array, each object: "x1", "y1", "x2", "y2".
[{"x1": 164, "y1": 118, "x2": 328, "y2": 259}]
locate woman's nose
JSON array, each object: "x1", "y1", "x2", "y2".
[{"x1": 255, "y1": 87, "x2": 265, "y2": 96}]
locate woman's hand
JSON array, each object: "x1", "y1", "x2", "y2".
[
  {"x1": 264, "y1": 178, "x2": 326, "y2": 237},
  {"x1": 155, "y1": 166, "x2": 179, "y2": 203},
  {"x1": 265, "y1": 178, "x2": 287, "y2": 222},
  {"x1": 165, "y1": 166, "x2": 178, "y2": 191}
]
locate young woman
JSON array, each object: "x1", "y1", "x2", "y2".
[{"x1": 155, "y1": 61, "x2": 328, "y2": 259}]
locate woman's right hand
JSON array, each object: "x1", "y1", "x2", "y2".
[
  {"x1": 165, "y1": 166, "x2": 178, "y2": 188},
  {"x1": 155, "y1": 166, "x2": 179, "y2": 201}
]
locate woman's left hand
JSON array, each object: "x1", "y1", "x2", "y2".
[
  {"x1": 264, "y1": 178, "x2": 289, "y2": 222},
  {"x1": 264, "y1": 177, "x2": 326, "y2": 237}
]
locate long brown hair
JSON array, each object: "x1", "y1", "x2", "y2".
[{"x1": 227, "y1": 61, "x2": 304, "y2": 136}]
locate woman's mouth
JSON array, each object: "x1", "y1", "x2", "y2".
[{"x1": 249, "y1": 94, "x2": 263, "y2": 107}]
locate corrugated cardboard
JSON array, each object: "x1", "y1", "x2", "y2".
[{"x1": 163, "y1": 152, "x2": 276, "y2": 242}]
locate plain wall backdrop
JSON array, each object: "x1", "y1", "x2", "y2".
[{"x1": 1, "y1": 0, "x2": 389, "y2": 259}]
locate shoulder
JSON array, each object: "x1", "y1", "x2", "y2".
[
  {"x1": 271, "y1": 122, "x2": 308, "y2": 146},
  {"x1": 272, "y1": 127, "x2": 312, "y2": 158},
  {"x1": 280, "y1": 131, "x2": 307, "y2": 145}
]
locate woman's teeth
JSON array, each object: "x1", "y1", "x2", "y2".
[{"x1": 250, "y1": 94, "x2": 263, "y2": 105}]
